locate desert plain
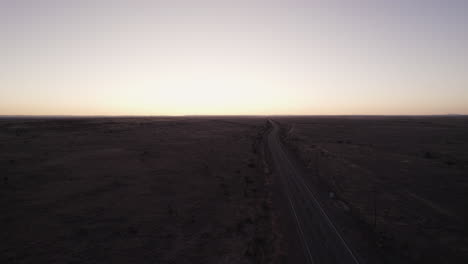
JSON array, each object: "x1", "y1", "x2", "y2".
[{"x1": 1, "y1": 116, "x2": 467, "y2": 263}]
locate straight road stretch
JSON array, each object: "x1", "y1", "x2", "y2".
[{"x1": 266, "y1": 120, "x2": 360, "y2": 264}]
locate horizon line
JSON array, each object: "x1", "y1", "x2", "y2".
[{"x1": 0, "y1": 114, "x2": 466, "y2": 119}]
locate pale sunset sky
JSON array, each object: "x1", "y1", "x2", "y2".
[{"x1": 1, "y1": 0, "x2": 467, "y2": 115}]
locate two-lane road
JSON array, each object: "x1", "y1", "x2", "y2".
[{"x1": 266, "y1": 120, "x2": 360, "y2": 264}]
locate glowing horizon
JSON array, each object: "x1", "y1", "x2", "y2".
[{"x1": 2, "y1": 0, "x2": 468, "y2": 115}]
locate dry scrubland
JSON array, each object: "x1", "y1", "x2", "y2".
[
  {"x1": 277, "y1": 116, "x2": 468, "y2": 263},
  {"x1": 3, "y1": 116, "x2": 468, "y2": 264},
  {"x1": 0, "y1": 117, "x2": 278, "y2": 264}
]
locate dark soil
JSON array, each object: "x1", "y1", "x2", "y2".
[
  {"x1": 276, "y1": 116, "x2": 468, "y2": 264},
  {"x1": 0, "y1": 117, "x2": 279, "y2": 264}
]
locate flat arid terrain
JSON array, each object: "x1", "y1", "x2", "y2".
[
  {"x1": 276, "y1": 116, "x2": 468, "y2": 263},
  {"x1": 1, "y1": 116, "x2": 468, "y2": 263},
  {"x1": 0, "y1": 117, "x2": 279, "y2": 264}
]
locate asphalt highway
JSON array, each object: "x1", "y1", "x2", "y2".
[{"x1": 266, "y1": 120, "x2": 360, "y2": 264}]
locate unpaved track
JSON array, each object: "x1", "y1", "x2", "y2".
[{"x1": 266, "y1": 120, "x2": 360, "y2": 264}]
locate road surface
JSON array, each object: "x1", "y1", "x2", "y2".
[{"x1": 266, "y1": 120, "x2": 360, "y2": 264}]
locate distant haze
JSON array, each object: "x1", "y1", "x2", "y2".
[{"x1": 2, "y1": 0, "x2": 468, "y2": 115}]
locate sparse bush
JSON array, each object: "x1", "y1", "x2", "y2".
[{"x1": 424, "y1": 151, "x2": 434, "y2": 159}]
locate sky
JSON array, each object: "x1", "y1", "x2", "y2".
[{"x1": 1, "y1": 0, "x2": 467, "y2": 115}]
